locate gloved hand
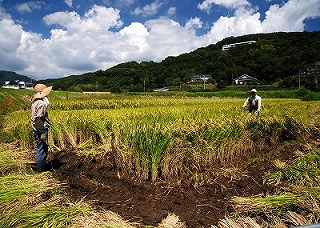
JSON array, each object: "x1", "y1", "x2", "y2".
[{"x1": 40, "y1": 133, "x2": 47, "y2": 142}]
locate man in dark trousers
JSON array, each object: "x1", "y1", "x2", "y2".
[{"x1": 31, "y1": 84, "x2": 52, "y2": 172}]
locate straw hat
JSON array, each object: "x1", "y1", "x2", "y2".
[{"x1": 33, "y1": 84, "x2": 52, "y2": 99}]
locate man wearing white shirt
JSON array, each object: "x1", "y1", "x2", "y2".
[{"x1": 242, "y1": 89, "x2": 261, "y2": 114}]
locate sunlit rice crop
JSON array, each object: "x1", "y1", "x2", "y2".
[{"x1": 3, "y1": 96, "x2": 319, "y2": 185}]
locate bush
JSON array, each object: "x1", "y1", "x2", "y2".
[{"x1": 296, "y1": 87, "x2": 320, "y2": 101}]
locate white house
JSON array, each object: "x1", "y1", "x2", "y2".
[
  {"x1": 153, "y1": 88, "x2": 169, "y2": 92},
  {"x1": 233, "y1": 74, "x2": 259, "y2": 85},
  {"x1": 2, "y1": 80, "x2": 34, "y2": 89},
  {"x1": 191, "y1": 74, "x2": 210, "y2": 82}
]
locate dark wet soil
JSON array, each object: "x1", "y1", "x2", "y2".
[{"x1": 48, "y1": 133, "x2": 320, "y2": 227}]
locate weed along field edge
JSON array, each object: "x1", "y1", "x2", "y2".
[{"x1": 1, "y1": 88, "x2": 320, "y2": 227}]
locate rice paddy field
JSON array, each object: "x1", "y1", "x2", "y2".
[{"x1": 1, "y1": 87, "x2": 320, "y2": 227}]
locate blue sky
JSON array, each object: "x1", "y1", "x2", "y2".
[{"x1": 1, "y1": 0, "x2": 320, "y2": 80}]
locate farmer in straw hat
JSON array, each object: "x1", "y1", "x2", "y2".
[
  {"x1": 31, "y1": 84, "x2": 52, "y2": 172},
  {"x1": 242, "y1": 89, "x2": 262, "y2": 114}
]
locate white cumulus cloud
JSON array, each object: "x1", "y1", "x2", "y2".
[
  {"x1": 131, "y1": 0, "x2": 164, "y2": 17},
  {"x1": 198, "y1": 0, "x2": 250, "y2": 12},
  {"x1": 64, "y1": 0, "x2": 72, "y2": 8},
  {"x1": 261, "y1": 0, "x2": 320, "y2": 32},
  {"x1": 16, "y1": 1, "x2": 43, "y2": 13},
  {"x1": 0, "y1": 0, "x2": 319, "y2": 79}
]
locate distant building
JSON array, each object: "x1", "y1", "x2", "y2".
[
  {"x1": 233, "y1": 74, "x2": 259, "y2": 85},
  {"x1": 2, "y1": 80, "x2": 34, "y2": 89},
  {"x1": 222, "y1": 41, "x2": 256, "y2": 51},
  {"x1": 153, "y1": 88, "x2": 169, "y2": 92},
  {"x1": 191, "y1": 74, "x2": 210, "y2": 82}
]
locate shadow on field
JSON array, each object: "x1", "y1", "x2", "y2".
[{"x1": 28, "y1": 153, "x2": 73, "y2": 172}]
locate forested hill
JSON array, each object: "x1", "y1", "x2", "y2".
[
  {"x1": 41, "y1": 31, "x2": 320, "y2": 92},
  {"x1": 0, "y1": 71, "x2": 33, "y2": 85}
]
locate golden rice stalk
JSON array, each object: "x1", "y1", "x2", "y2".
[
  {"x1": 157, "y1": 213, "x2": 186, "y2": 228},
  {"x1": 71, "y1": 210, "x2": 136, "y2": 228},
  {"x1": 241, "y1": 217, "x2": 261, "y2": 228},
  {"x1": 299, "y1": 198, "x2": 320, "y2": 215},
  {"x1": 284, "y1": 211, "x2": 309, "y2": 226},
  {"x1": 211, "y1": 216, "x2": 288, "y2": 228},
  {"x1": 216, "y1": 217, "x2": 247, "y2": 228},
  {"x1": 64, "y1": 130, "x2": 77, "y2": 149},
  {"x1": 222, "y1": 218, "x2": 243, "y2": 228},
  {"x1": 273, "y1": 159, "x2": 288, "y2": 169}
]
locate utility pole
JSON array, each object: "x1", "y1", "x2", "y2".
[{"x1": 299, "y1": 70, "x2": 301, "y2": 90}]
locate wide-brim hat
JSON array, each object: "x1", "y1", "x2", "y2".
[{"x1": 33, "y1": 84, "x2": 52, "y2": 99}]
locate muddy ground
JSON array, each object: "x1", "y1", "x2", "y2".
[{"x1": 46, "y1": 133, "x2": 320, "y2": 228}]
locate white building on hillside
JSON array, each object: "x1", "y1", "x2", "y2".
[
  {"x1": 2, "y1": 80, "x2": 33, "y2": 89},
  {"x1": 233, "y1": 74, "x2": 259, "y2": 85},
  {"x1": 191, "y1": 74, "x2": 210, "y2": 82},
  {"x1": 222, "y1": 41, "x2": 256, "y2": 51}
]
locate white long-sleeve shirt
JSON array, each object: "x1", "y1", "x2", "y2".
[{"x1": 243, "y1": 95, "x2": 261, "y2": 112}]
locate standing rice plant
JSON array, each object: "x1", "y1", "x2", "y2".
[
  {"x1": 201, "y1": 118, "x2": 243, "y2": 163},
  {"x1": 50, "y1": 122, "x2": 66, "y2": 150},
  {"x1": 12, "y1": 123, "x2": 33, "y2": 149},
  {"x1": 282, "y1": 114, "x2": 309, "y2": 140},
  {"x1": 76, "y1": 118, "x2": 93, "y2": 145},
  {"x1": 88, "y1": 119, "x2": 113, "y2": 148},
  {"x1": 131, "y1": 123, "x2": 171, "y2": 182},
  {"x1": 63, "y1": 118, "x2": 79, "y2": 148},
  {"x1": 160, "y1": 138, "x2": 186, "y2": 181},
  {"x1": 2, "y1": 94, "x2": 319, "y2": 187}
]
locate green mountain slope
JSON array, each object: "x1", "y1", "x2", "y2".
[{"x1": 27, "y1": 31, "x2": 320, "y2": 92}]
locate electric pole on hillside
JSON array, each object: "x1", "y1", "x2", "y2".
[{"x1": 299, "y1": 70, "x2": 301, "y2": 90}]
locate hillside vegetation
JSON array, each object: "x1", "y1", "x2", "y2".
[
  {"x1": 0, "y1": 70, "x2": 33, "y2": 85},
  {"x1": 39, "y1": 31, "x2": 320, "y2": 92}
]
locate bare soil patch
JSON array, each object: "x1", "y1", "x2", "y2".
[{"x1": 48, "y1": 133, "x2": 320, "y2": 227}]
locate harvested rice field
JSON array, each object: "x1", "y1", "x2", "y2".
[{"x1": 1, "y1": 88, "x2": 320, "y2": 227}]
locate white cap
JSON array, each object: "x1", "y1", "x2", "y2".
[{"x1": 251, "y1": 89, "x2": 257, "y2": 93}]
